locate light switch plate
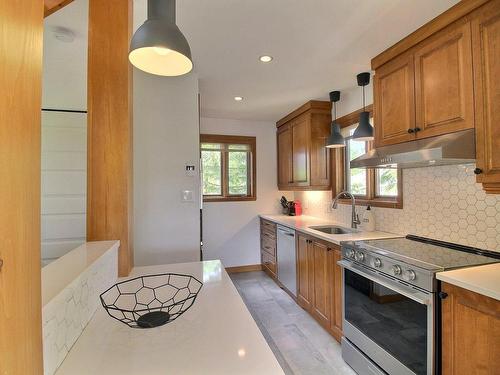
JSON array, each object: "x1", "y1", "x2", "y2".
[{"x1": 185, "y1": 165, "x2": 196, "y2": 177}]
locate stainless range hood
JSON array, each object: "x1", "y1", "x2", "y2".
[{"x1": 350, "y1": 129, "x2": 476, "y2": 169}]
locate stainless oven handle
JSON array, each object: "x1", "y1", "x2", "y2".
[{"x1": 338, "y1": 260, "x2": 431, "y2": 305}]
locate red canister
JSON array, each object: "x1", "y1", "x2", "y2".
[{"x1": 294, "y1": 200, "x2": 302, "y2": 216}]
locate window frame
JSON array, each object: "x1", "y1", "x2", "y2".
[
  {"x1": 200, "y1": 134, "x2": 257, "y2": 202},
  {"x1": 331, "y1": 105, "x2": 403, "y2": 209}
]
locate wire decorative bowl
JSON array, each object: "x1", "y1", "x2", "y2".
[{"x1": 100, "y1": 273, "x2": 203, "y2": 329}]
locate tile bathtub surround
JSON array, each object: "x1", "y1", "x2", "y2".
[
  {"x1": 295, "y1": 165, "x2": 500, "y2": 252},
  {"x1": 42, "y1": 242, "x2": 119, "y2": 375}
]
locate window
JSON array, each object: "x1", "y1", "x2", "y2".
[
  {"x1": 333, "y1": 109, "x2": 402, "y2": 209},
  {"x1": 200, "y1": 134, "x2": 256, "y2": 202}
]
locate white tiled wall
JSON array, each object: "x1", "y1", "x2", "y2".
[
  {"x1": 295, "y1": 164, "x2": 500, "y2": 252},
  {"x1": 42, "y1": 246, "x2": 118, "y2": 375},
  {"x1": 42, "y1": 111, "x2": 87, "y2": 265}
]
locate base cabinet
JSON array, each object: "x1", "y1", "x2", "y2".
[
  {"x1": 297, "y1": 234, "x2": 313, "y2": 310},
  {"x1": 260, "y1": 219, "x2": 277, "y2": 278},
  {"x1": 296, "y1": 233, "x2": 343, "y2": 342},
  {"x1": 441, "y1": 282, "x2": 500, "y2": 375}
]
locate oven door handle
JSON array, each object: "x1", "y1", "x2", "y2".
[{"x1": 338, "y1": 260, "x2": 432, "y2": 306}]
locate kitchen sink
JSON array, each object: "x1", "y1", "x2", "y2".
[{"x1": 309, "y1": 225, "x2": 358, "y2": 235}]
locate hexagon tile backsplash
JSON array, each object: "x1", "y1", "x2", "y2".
[{"x1": 295, "y1": 165, "x2": 500, "y2": 253}]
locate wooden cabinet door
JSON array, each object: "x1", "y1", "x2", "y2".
[
  {"x1": 277, "y1": 125, "x2": 292, "y2": 188},
  {"x1": 310, "y1": 114, "x2": 331, "y2": 188},
  {"x1": 374, "y1": 51, "x2": 416, "y2": 147},
  {"x1": 414, "y1": 20, "x2": 474, "y2": 139},
  {"x1": 329, "y1": 247, "x2": 343, "y2": 342},
  {"x1": 441, "y1": 282, "x2": 500, "y2": 375},
  {"x1": 296, "y1": 234, "x2": 312, "y2": 310},
  {"x1": 291, "y1": 115, "x2": 310, "y2": 186},
  {"x1": 311, "y1": 240, "x2": 331, "y2": 328},
  {"x1": 471, "y1": 1, "x2": 500, "y2": 194}
]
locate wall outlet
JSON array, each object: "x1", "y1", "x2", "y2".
[{"x1": 181, "y1": 190, "x2": 194, "y2": 202}]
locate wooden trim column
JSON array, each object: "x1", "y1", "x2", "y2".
[
  {"x1": 87, "y1": 0, "x2": 133, "y2": 276},
  {"x1": 0, "y1": 2, "x2": 44, "y2": 374}
]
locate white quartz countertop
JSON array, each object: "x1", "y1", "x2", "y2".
[
  {"x1": 56, "y1": 260, "x2": 284, "y2": 375},
  {"x1": 42, "y1": 241, "x2": 120, "y2": 306},
  {"x1": 437, "y1": 262, "x2": 500, "y2": 301},
  {"x1": 260, "y1": 214, "x2": 401, "y2": 245}
]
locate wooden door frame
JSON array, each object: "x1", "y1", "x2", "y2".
[{"x1": 0, "y1": 2, "x2": 44, "y2": 374}]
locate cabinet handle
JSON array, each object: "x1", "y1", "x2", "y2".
[
  {"x1": 474, "y1": 168, "x2": 483, "y2": 175},
  {"x1": 0, "y1": 258, "x2": 3, "y2": 271},
  {"x1": 414, "y1": 127, "x2": 421, "y2": 132},
  {"x1": 438, "y1": 291, "x2": 448, "y2": 300},
  {"x1": 327, "y1": 248, "x2": 332, "y2": 252},
  {"x1": 407, "y1": 128, "x2": 415, "y2": 134}
]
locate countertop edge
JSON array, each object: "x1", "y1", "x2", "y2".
[
  {"x1": 259, "y1": 214, "x2": 401, "y2": 245},
  {"x1": 437, "y1": 266, "x2": 500, "y2": 302}
]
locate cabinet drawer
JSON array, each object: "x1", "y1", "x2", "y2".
[
  {"x1": 261, "y1": 235, "x2": 276, "y2": 256},
  {"x1": 261, "y1": 219, "x2": 277, "y2": 233},
  {"x1": 262, "y1": 251, "x2": 277, "y2": 275}
]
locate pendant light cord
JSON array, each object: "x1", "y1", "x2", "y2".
[
  {"x1": 333, "y1": 101, "x2": 337, "y2": 121},
  {"x1": 362, "y1": 85, "x2": 365, "y2": 112}
]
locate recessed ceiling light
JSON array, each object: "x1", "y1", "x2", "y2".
[
  {"x1": 259, "y1": 55, "x2": 273, "y2": 63},
  {"x1": 234, "y1": 96, "x2": 243, "y2": 101}
]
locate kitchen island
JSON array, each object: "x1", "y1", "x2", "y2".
[{"x1": 56, "y1": 260, "x2": 283, "y2": 375}]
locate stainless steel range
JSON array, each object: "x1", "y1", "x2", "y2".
[{"x1": 339, "y1": 235, "x2": 500, "y2": 375}]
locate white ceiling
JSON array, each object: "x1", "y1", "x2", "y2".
[{"x1": 44, "y1": 0, "x2": 459, "y2": 120}]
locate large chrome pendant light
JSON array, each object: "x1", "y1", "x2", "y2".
[
  {"x1": 352, "y1": 72, "x2": 374, "y2": 141},
  {"x1": 326, "y1": 91, "x2": 345, "y2": 148},
  {"x1": 129, "y1": 0, "x2": 193, "y2": 76}
]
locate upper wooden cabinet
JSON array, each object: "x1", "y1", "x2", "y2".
[
  {"x1": 374, "y1": 52, "x2": 416, "y2": 146},
  {"x1": 276, "y1": 101, "x2": 332, "y2": 190},
  {"x1": 374, "y1": 20, "x2": 475, "y2": 147},
  {"x1": 372, "y1": 0, "x2": 500, "y2": 193},
  {"x1": 471, "y1": 0, "x2": 500, "y2": 193},
  {"x1": 277, "y1": 126, "x2": 292, "y2": 187},
  {"x1": 414, "y1": 20, "x2": 474, "y2": 139}
]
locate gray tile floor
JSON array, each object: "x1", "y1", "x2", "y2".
[{"x1": 230, "y1": 271, "x2": 356, "y2": 375}]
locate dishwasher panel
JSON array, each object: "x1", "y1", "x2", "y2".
[{"x1": 276, "y1": 225, "x2": 297, "y2": 297}]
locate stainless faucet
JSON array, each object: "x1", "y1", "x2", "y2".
[{"x1": 332, "y1": 191, "x2": 361, "y2": 229}]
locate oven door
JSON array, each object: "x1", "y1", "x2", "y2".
[{"x1": 339, "y1": 260, "x2": 434, "y2": 375}]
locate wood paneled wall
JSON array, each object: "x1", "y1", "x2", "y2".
[
  {"x1": 0, "y1": 2, "x2": 44, "y2": 374},
  {"x1": 87, "y1": 0, "x2": 133, "y2": 276}
]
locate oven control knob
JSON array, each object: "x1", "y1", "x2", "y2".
[
  {"x1": 404, "y1": 270, "x2": 417, "y2": 281},
  {"x1": 346, "y1": 249, "x2": 355, "y2": 259},
  {"x1": 392, "y1": 265, "x2": 402, "y2": 276},
  {"x1": 373, "y1": 258, "x2": 382, "y2": 268},
  {"x1": 355, "y1": 252, "x2": 365, "y2": 262}
]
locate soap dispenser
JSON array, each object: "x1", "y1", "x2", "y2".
[{"x1": 362, "y1": 205, "x2": 376, "y2": 231}]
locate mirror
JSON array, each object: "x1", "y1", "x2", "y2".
[{"x1": 41, "y1": 0, "x2": 88, "y2": 266}]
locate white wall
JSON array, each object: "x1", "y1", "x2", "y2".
[
  {"x1": 335, "y1": 81, "x2": 373, "y2": 118},
  {"x1": 41, "y1": 111, "x2": 87, "y2": 265},
  {"x1": 133, "y1": 70, "x2": 201, "y2": 266},
  {"x1": 200, "y1": 117, "x2": 292, "y2": 267}
]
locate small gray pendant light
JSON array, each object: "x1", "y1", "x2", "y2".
[
  {"x1": 352, "y1": 72, "x2": 374, "y2": 141},
  {"x1": 326, "y1": 91, "x2": 345, "y2": 148},
  {"x1": 129, "y1": 0, "x2": 193, "y2": 76}
]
